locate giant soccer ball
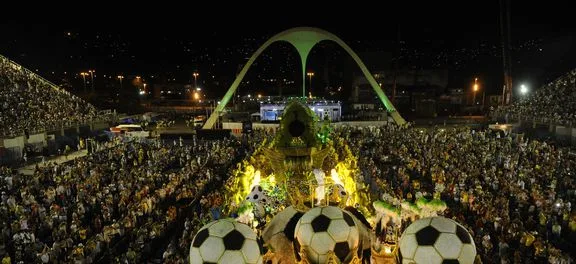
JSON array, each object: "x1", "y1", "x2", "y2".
[
  {"x1": 294, "y1": 206, "x2": 360, "y2": 264},
  {"x1": 262, "y1": 206, "x2": 304, "y2": 246},
  {"x1": 189, "y1": 218, "x2": 263, "y2": 264},
  {"x1": 261, "y1": 206, "x2": 304, "y2": 263},
  {"x1": 398, "y1": 217, "x2": 476, "y2": 264},
  {"x1": 344, "y1": 206, "x2": 373, "y2": 260}
]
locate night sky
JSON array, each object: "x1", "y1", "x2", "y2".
[{"x1": 1, "y1": 3, "x2": 575, "y2": 98}]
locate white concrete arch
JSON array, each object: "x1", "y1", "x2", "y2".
[{"x1": 203, "y1": 27, "x2": 405, "y2": 128}]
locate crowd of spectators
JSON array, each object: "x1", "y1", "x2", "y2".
[
  {"x1": 494, "y1": 69, "x2": 576, "y2": 126},
  {"x1": 341, "y1": 124, "x2": 575, "y2": 263},
  {"x1": 0, "y1": 136, "x2": 246, "y2": 263},
  {"x1": 0, "y1": 56, "x2": 102, "y2": 137}
]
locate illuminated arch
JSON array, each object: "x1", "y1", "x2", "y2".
[{"x1": 203, "y1": 27, "x2": 406, "y2": 128}]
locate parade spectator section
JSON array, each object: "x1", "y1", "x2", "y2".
[
  {"x1": 0, "y1": 55, "x2": 101, "y2": 137},
  {"x1": 494, "y1": 69, "x2": 576, "y2": 126}
]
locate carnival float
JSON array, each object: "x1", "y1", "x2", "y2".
[{"x1": 189, "y1": 99, "x2": 477, "y2": 264}]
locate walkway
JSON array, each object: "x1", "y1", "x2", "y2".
[{"x1": 17, "y1": 149, "x2": 89, "y2": 175}]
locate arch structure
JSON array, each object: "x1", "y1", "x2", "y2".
[{"x1": 203, "y1": 27, "x2": 406, "y2": 129}]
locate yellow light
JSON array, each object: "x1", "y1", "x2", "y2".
[
  {"x1": 257, "y1": 94, "x2": 262, "y2": 98},
  {"x1": 194, "y1": 92, "x2": 200, "y2": 100},
  {"x1": 384, "y1": 246, "x2": 392, "y2": 255},
  {"x1": 473, "y1": 84, "x2": 479, "y2": 91}
]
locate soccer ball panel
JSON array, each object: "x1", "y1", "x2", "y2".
[
  {"x1": 219, "y1": 251, "x2": 245, "y2": 264},
  {"x1": 455, "y1": 224, "x2": 473, "y2": 244},
  {"x1": 311, "y1": 214, "x2": 331, "y2": 232},
  {"x1": 262, "y1": 206, "x2": 300, "y2": 239},
  {"x1": 317, "y1": 254, "x2": 329, "y2": 264},
  {"x1": 296, "y1": 223, "x2": 315, "y2": 246},
  {"x1": 192, "y1": 228, "x2": 210, "y2": 247},
  {"x1": 458, "y1": 244, "x2": 477, "y2": 263},
  {"x1": 223, "y1": 230, "x2": 246, "y2": 250},
  {"x1": 322, "y1": 206, "x2": 343, "y2": 220},
  {"x1": 334, "y1": 241, "x2": 351, "y2": 263},
  {"x1": 209, "y1": 220, "x2": 235, "y2": 238},
  {"x1": 399, "y1": 233, "x2": 418, "y2": 259},
  {"x1": 327, "y1": 219, "x2": 350, "y2": 241},
  {"x1": 300, "y1": 207, "x2": 321, "y2": 224},
  {"x1": 414, "y1": 246, "x2": 442, "y2": 264},
  {"x1": 434, "y1": 233, "x2": 462, "y2": 259},
  {"x1": 430, "y1": 217, "x2": 457, "y2": 233},
  {"x1": 342, "y1": 211, "x2": 356, "y2": 227},
  {"x1": 310, "y1": 232, "x2": 336, "y2": 255},
  {"x1": 199, "y1": 237, "x2": 225, "y2": 262},
  {"x1": 305, "y1": 248, "x2": 320, "y2": 264},
  {"x1": 415, "y1": 226, "x2": 440, "y2": 245},
  {"x1": 189, "y1": 247, "x2": 202, "y2": 264},
  {"x1": 346, "y1": 224, "x2": 360, "y2": 249},
  {"x1": 282, "y1": 212, "x2": 303, "y2": 241},
  {"x1": 242, "y1": 239, "x2": 261, "y2": 263},
  {"x1": 235, "y1": 222, "x2": 257, "y2": 241},
  {"x1": 405, "y1": 217, "x2": 432, "y2": 234}
]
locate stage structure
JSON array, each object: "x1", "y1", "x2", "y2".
[
  {"x1": 203, "y1": 27, "x2": 406, "y2": 129},
  {"x1": 260, "y1": 99, "x2": 342, "y2": 122}
]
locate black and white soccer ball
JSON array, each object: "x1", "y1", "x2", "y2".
[
  {"x1": 189, "y1": 218, "x2": 263, "y2": 264},
  {"x1": 262, "y1": 206, "x2": 304, "y2": 245},
  {"x1": 399, "y1": 216, "x2": 476, "y2": 264},
  {"x1": 294, "y1": 206, "x2": 360, "y2": 264},
  {"x1": 344, "y1": 206, "x2": 373, "y2": 262},
  {"x1": 261, "y1": 206, "x2": 304, "y2": 263}
]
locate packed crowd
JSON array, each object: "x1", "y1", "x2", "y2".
[
  {"x1": 0, "y1": 56, "x2": 101, "y2": 137},
  {"x1": 340, "y1": 124, "x2": 575, "y2": 263},
  {"x1": 2, "y1": 103, "x2": 575, "y2": 264},
  {"x1": 164, "y1": 124, "x2": 575, "y2": 264},
  {"x1": 0, "y1": 136, "x2": 245, "y2": 264},
  {"x1": 160, "y1": 130, "x2": 271, "y2": 264},
  {"x1": 494, "y1": 69, "x2": 576, "y2": 125}
]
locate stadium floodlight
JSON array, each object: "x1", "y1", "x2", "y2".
[{"x1": 520, "y1": 84, "x2": 528, "y2": 95}]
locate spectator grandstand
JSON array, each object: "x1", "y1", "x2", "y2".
[
  {"x1": 0, "y1": 54, "x2": 109, "y2": 137},
  {"x1": 494, "y1": 69, "x2": 576, "y2": 126}
]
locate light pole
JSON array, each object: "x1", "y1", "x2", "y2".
[
  {"x1": 117, "y1": 75, "x2": 124, "y2": 90},
  {"x1": 88, "y1": 70, "x2": 95, "y2": 93},
  {"x1": 473, "y1": 78, "x2": 479, "y2": 105},
  {"x1": 193, "y1": 72, "x2": 199, "y2": 89},
  {"x1": 80, "y1": 72, "x2": 88, "y2": 92},
  {"x1": 307, "y1": 72, "x2": 314, "y2": 98}
]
